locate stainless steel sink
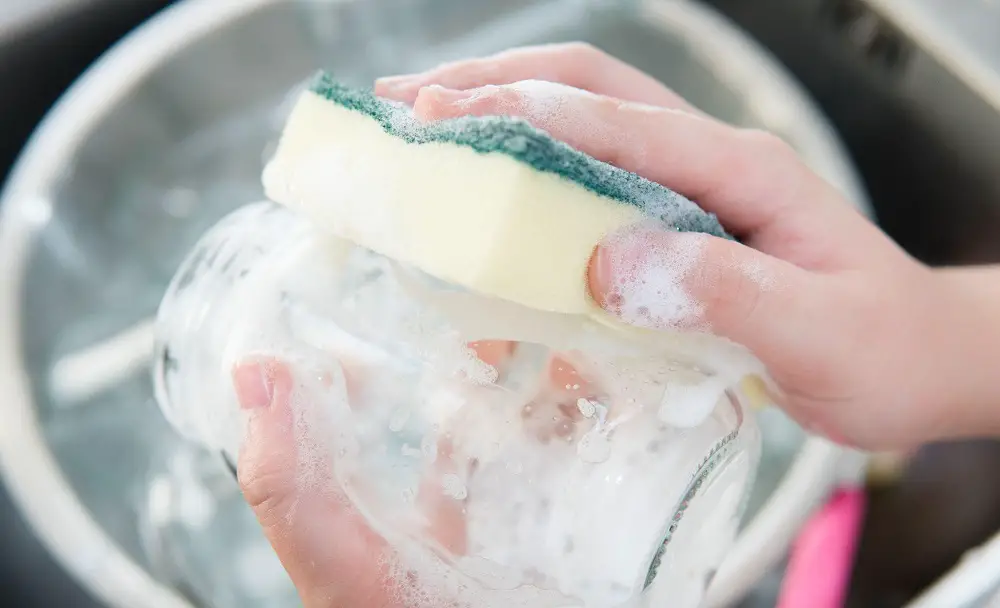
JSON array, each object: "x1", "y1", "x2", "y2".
[
  {"x1": 703, "y1": 0, "x2": 1000, "y2": 266},
  {"x1": 0, "y1": 4, "x2": 172, "y2": 607},
  {"x1": 702, "y1": 1, "x2": 1000, "y2": 606}
]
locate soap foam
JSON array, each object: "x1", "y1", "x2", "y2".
[
  {"x1": 487, "y1": 80, "x2": 628, "y2": 161},
  {"x1": 158, "y1": 202, "x2": 757, "y2": 608},
  {"x1": 286, "y1": 360, "x2": 349, "y2": 504},
  {"x1": 600, "y1": 223, "x2": 707, "y2": 331},
  {"x1": 734, "y1": 253, "x2": 778, "y2": 293}
]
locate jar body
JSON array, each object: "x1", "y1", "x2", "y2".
[{"x1": 154, "y1": 202, "x2": 763, "y2": 608}]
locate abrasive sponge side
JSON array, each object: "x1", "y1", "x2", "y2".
[{"x1": 309, "y1": 72, "x2": 728, "y2": 238}]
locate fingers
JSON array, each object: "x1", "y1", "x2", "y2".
[
  {"x1": 412, "y1": 82, "x2": 857, "y2": 259},
  {"x1": 588, "y1": 224, "x2": 824, "y2": 371},
  {"x1": 376, "y1": 42, "x2": 701, "y2": 114},
  {"x1": 233, "y1": 358, "x2": 392, "y2": 607}
]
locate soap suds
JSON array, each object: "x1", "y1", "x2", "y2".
[
  {"x1": 499, "y1": 81, "x2": 594, "y2": 129},
  {"x1": 473, "y1": 80, "x2": 631, "y2": 162},
  {"x1": 287, "y1": 359, "x2": 353, "y2": 508},
  {"x1": 576, "y1": 428, "x2": 612, "y2": 464},
  {"x1": 734, "y1": 253, "x2": 778, "y2": 293},
  {"x1": 440, "y1": 473, "x2": 468, "y2": 500},
  {"x1": 157, "y1": 200, "x2": 761, "y2": 608},
  {"x1": 600, "y1": 223, "x2": 707, "y2": 330},
  {"x1": 658, "y1": 378, "x2": 727, "y2": 429}
]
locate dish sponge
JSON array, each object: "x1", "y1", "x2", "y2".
[{"x1": 263, "y1": 72, "x2": 729, "y2": 315}]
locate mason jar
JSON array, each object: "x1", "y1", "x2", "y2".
[{"x1": 152, "y1": 200, "x2": 764, "y2": 608}]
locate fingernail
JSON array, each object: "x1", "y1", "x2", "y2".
[
  {"x1": 232, "y1": 361, "x2": 275, "y2": 410},
  {"x1": 591, "y1": 225, "x2": 705, "y2": 330},
  {"x1": 589, "y1": 244, "x2": 620, "y2": 309}
]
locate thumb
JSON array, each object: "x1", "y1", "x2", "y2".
[
  {"x1": 588, "y1": 224, "x2": 820, "y2": 369},
  {"x1": 232, "y1": 358, "x2": 391, "y2": 607}
]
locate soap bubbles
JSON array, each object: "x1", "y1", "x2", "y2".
[{"x1": 153, "y1": 201, "x2": 761, "y2": 607}]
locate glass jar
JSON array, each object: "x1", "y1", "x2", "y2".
[{"x1": 153, "y1": 201, "x2": 764, "y2": 608}]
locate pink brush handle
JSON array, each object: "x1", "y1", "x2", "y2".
[{"x1": 776, "y1": 488, "x2": 867, "y2": 608}]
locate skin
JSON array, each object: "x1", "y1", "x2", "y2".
[{"x1": 232, "y1": 43, "x2": 1000, "y2": 607}]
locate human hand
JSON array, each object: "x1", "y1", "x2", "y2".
[
  {"x1": 232, "y1": 358, "x2": 397, "y2": 608},
  {"x1": 233, "y1": 347, "x2": 617, "y2": 607},
  {"x1": 375, "y1": 42, "x2": 1000, "y2": 451},
  {"x1": 235, "y1": 42, "x2": 1000, "y2": 608}
]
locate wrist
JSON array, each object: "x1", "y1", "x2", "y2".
[{"x1": 922, "y1": 265, "x2": 1000, "y2": 441}]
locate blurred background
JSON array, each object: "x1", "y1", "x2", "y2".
[{"x1": 1, "y1": 0, "x2": 999, "y2": 607}]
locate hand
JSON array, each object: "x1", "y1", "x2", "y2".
[
  {"x1": 232, "y1": 359, "x2": 396, "y2": 608},
  {"x1": 236, "y1": 43, "x2": 1000, "y2": 607},
  {"x1": 233, "y1": 347, "x2": 617, "y2": 607},
  {"x1": 374, "y1": 42, "x2": 1000, "y2": 451}
]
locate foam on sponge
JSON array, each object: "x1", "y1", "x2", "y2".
[{"x1": 263, "y1": 72, "x2": 728, "y2": 315}]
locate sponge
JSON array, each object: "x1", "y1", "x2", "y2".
[{"x1": 263, "y1": 72, "x2": 728, "y2": 315}]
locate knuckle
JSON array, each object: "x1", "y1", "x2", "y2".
[
  {"x1": 695, "y1": 251, "x2": 763, "y2": 333},
  {"x1": 714, "y1": 128, "x2": 802, "y2": 199},
  {"x1": 496, "y1": 85, "x2": 525, "y2": 104},
  {"x1": 238, "y1": 460, "x2": 294, "y2": 521},
  {"x1": 560, "y1": 41, "x2": 604, "y2": 61},
  {"x1": 732, "y1": 269, "x2": 764, "y2": 329},
  {"x1": 553, "y1": 42, "x2": 609, "y2": 84},
  {"x1": 479, "y1": 85, "x2": 525, "y2": 114},
  {"x1": 739, "y1": 128, "x2": 797, "y2": 162}
]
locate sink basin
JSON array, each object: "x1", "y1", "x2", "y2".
[
  {"x1": 0, "y1": 1, "x2": 868, "y2": 606},
  {"x1": 0, "y1": 2, "x2": 171, "y2": 607}
]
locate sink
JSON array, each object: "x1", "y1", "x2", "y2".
[
  {"x1": 1, "y1": 4, "x2": 173, "y2": 607},
  {"x1": 704, "y1": 0, "x2": 1000, "y2": 266},
  {"x1": 702, "y1": 1, "x2": 1000, "y2": 605}
]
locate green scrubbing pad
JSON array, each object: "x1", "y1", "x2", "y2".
[
  {"x1": 308, "y1": 72, "x2": 730, "y2": 239},
  {"x1": 262, "y1": 72, "x2": 730, "y2": 315}
]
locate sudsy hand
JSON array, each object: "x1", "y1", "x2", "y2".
[
  {"x1": 233, "y1": 43, "x2": 1000, "y2": 607},
  {"x1": 377, "y1": 42, "x2": 1000, "y2": 452}
]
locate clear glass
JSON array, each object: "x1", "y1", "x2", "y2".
[
  {"x1": 137, "y1": 441, "x2": 299, "y2": 608},
  {"x1": 152, "y1": 201, "x2": 762, "y2": 608}
]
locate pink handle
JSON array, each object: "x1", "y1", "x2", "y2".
[{"x1": 776, "y1": 488, "x2": 867, "y2": 608}]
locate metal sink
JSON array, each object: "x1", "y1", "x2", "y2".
[
  {"x1": 703, "y1": 0, "x2": 1000, "y2": 267},
  {"x1": 0, "y1": 4, "x2": 172, "y2": 607},
  {"x1": 701, "y1": 1, "x2": 1000, "y2": 606}
]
